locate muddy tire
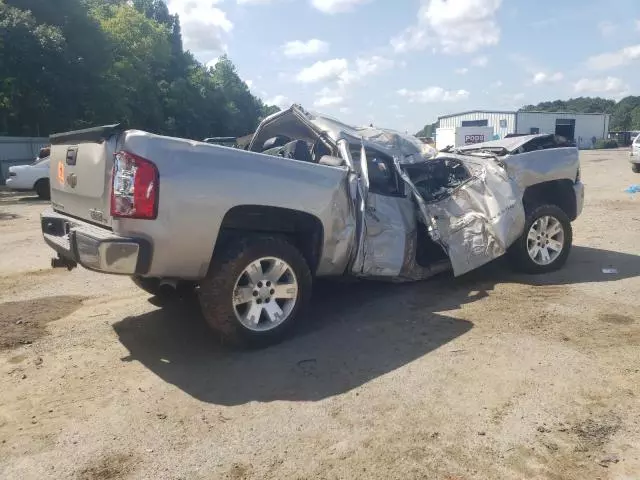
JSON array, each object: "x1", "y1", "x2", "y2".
[
  {"x1": 632, "y1": 163, "x2": 640, "y2": 173},
  {"x1": 35, "y1": 178, "x2": 50, "y2": 200},
  {"x1": 508, "y1": 204, "x2": 572, "y2": 274},
  {"x1": 198, "y1": 235, "x2": 312, "y2": 348}
]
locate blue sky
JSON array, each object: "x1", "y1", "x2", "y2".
[{"x1": 165, "y1": 0, "x2": 640, "y2": 133}]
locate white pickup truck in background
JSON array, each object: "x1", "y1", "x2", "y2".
[{"x1": 631, "y1": 133, "x2": 640, "y2": 173}]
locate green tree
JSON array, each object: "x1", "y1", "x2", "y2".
[
  {"x1": 519, "y1": 96, "x2": 640, "y2": 132},
  {"x1": 96, "y1": 3, "x2": 171, "y2": 130},
  {"x1": 0, "y1": 3, "x2": 65, "y2": 134},
  {"x1": 415, "y1": 121, "x2": 438, "y2": 138},
  {"x1": 0, "y1": 0, "x2": 278, "y2": 138}
]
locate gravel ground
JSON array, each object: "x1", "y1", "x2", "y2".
[{"x1": 0, "y1": 149, "x2": 638, "y2": 480}]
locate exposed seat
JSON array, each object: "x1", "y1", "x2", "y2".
[
  {"x1": 262, "y1": 136, "x2": 290, "y2": 151},
  {"x1": 318, "y1": 155, "x2": 344, "y2": 167},
  {"x1": 263, "y1": 139, "x2": 314, "y2": 163},
  {"x1": 283, "y1": 140, "x2": 313, "y2": 163}
]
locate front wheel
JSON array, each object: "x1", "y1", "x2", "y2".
[
  {"x1": 198, "y1": 236, "x2": 312, "y2": 347},
  {"x1": 508, "y1": 204, "x2": 572, "y2": 274},
  {"x1": 632, "y1": 163, "x2": 640, "y2": 173},
  {"x1": 35, "y1": 178, "x2": 50, "y2": 200}
]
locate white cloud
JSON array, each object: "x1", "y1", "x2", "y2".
[
  {"x1": 586, "y1": 44, "x2": 640, "y2": 70},
  {"x1": 265, "y1": 95, "x2": 290, "y2": 108},
  {"x1": 166, "y1": 0, "x2": 232, "y2": 57},
  {"x1": 310, "y1": 0, "x2": 370, "y2": 14},
  {"x1": 508, "y1": 53, "x2": 539, "y2": 74},
  {"x1": 497, "y1": 92, "x2": 525, "y2": 108},
  {"x1": 237, "y1": 0, "x2": 275, "y2": 4},
  {"x1": 597, "y1": 21, "x2": 616, "y2": 37},
  {"x1": 295, "y1": 58, "x2": 349, "y2": 83},
  {"x1": 314, "y1": 86, "x2": 345, "y2": 107},
  {"x1": 244, "y1": 79, "x2": 254, "y2": 88},
  {"x1": 491, "y1": 80, "x2": 503, "y2": 88},
  {"x1": 338, "y1": 56, "x2": 394, "y2": 85},
  {"x1": 339, "y1": 107, "x2": 351, "y2": 114},
  {"x1": 471, "y1": 55, "x2": 489, "y2": 67},
  {"x1": 314, "y1": 95, "x2": 344, "y2": 107},
  {"x1": 296, "y1": 55, "x2": 393, "y2": 86},
  {"x1": 354, "y1": 56, "x2": 394, "y2": 76},
  {"x1": 397, "y1": 87, "x2": 470, "y2": 103},
  {"x1": 531, "y1": 71, "x2": 564, "y2": 84},
  {"x1": 206, "y1": 57, "x2": 220, "y2": 68},
  {"x1": 455, "y1": 67, "x2": 469, "y2": 75},
  {"x1": 282, "y1": 39, "x2": 329, "y2": 58},
  {"x1": 574, "y1": 77, "x2": 629, "y2": 97},
  {"x1": 391, "y1": 0, "x2": 502, "y2": 54}
]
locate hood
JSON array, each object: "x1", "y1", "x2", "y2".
[{"x1": 457, "y1": 134, "x2": 557, "y2": 155}]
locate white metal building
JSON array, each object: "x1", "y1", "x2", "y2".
[
  {"x1": 437, "y1": 110, "x2": 610, "y2": 149},
  {"x1": 438, "y1": 110, "x2": 516, "y2": 140}
]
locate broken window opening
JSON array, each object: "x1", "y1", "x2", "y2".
[
  {"x1": 404, "y1": 157, "x2": 472, "y2": 203},
  {"x1": 350, "y1": 147, "x2": 404, "y2": 196}
]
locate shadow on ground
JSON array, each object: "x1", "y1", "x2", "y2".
[
  {"x1": 113, "y1": 246, "x2": 639, "y2": 405},
  {"x1": 0, "y1": 189, "x2": 48, "y2": 205}
]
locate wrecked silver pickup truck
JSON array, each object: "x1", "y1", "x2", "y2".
[{"x1": 42, "y1": 105, "x2": 584, "y2": 346}]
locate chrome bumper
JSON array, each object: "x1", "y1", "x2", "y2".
[{"x1": 41, "y1": 209, "x2": 151, "y2": 275}]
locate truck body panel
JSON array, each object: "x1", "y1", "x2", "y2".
[{"x1": 42, "y1": 108, "x2": 584, "y2": 284}]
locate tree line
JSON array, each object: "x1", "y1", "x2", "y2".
[
  {"x1": 0, "y1": 0, "x2": 279, "y2": 139},
  {"x1": 520, "y1": 96, "x2": 640, "y2": 132},
  {"x1": 416, "y1": 96, "x2": 640, "y2": 138}
]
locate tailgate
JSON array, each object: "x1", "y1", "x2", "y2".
[{"x1": 49, "y1": 124, "x2": 123, "y2": 227}]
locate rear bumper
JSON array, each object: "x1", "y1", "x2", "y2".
[
  {"x1": 573, "y1": 181, "x2": 585, "y2": 219},
  {"x1": 41, "y1": 209, "x2": 152, "y2": 275}
]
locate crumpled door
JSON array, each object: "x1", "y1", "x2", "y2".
[
  {"x1": 350, "y1": 144, "x2": 412, "y2": 278},
  {"x1": 395, "y1": 155, "x2": 526, "y2": 277}
]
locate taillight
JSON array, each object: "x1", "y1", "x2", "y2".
[{"x1": 111, "y1": 151, "x2": 158, "y2": 219}]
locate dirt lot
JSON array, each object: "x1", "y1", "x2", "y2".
[{"x1": 0, "y1": 149, "x2": 638, "y2": 480}]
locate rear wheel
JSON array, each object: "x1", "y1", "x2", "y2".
[
  {"x1": 508, "y1": 204, "x2": 572, "y2": 274},
  {"x1": 198, "y1": 235, "x2": 312, "y2": 347},
  {"x1": 632, "y1": 163, "x2": 640, "y2": 173},
  {"x1": 35, "y1": 178, "x2": 50, "y2": 200}
]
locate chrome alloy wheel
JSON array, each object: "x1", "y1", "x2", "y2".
[
  {"x1": 527, "y1": 215, "x2": 565, "y2": 266},
  {"x1": 232, "y1": 257, "x2": 298, "y2": 331}
]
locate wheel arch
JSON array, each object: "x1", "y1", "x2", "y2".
[
  {"x1": 522, "y1": 179, "x2": 577, "y2": 221},
  {"x1": 33, "y1": 176, "x2": 49, "y2": 190},
  {"x1": 213, "y1": 205, "x2": 324, "y2": 274}
]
